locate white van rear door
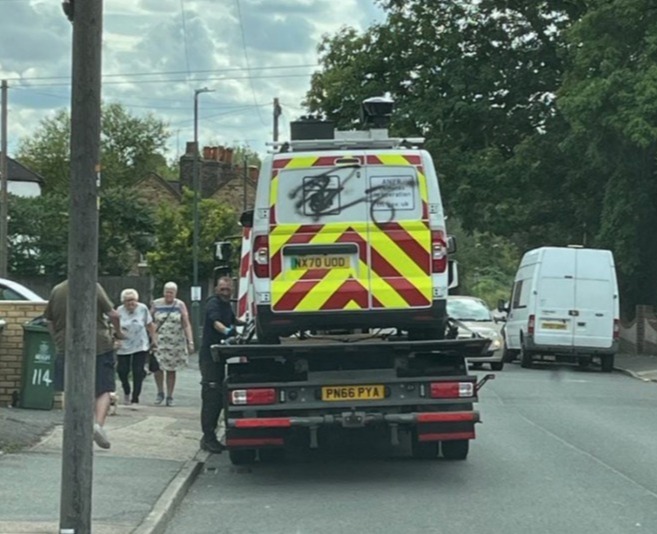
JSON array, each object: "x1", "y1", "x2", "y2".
[
  {"x1": 573, "y1": 249, "x2": 615, "y2": 348},
  {"x1": 534, "y1": 248, "x2": 576, "y2": 347}
]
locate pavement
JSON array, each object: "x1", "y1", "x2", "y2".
[
  {"x1": 0, "y1": 351, "x2": 656, "y2": 533},
  {"x1": 0, "y1": 353, "x2": 210, "y2": 534}
]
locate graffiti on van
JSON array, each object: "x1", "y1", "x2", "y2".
[{"x1": 287, "y1": 165, "x2": 416, "y2": 223}]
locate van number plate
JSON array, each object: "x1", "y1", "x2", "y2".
[
  {"x1": 322, "y1": 385, "x2": 385, "y2": 401},
  {"x1": 542, "y1": 321, "x2": 567, "y2": 330},
  {"x1": 291, "y1": 255, "x2": 349, "y2": 270}
]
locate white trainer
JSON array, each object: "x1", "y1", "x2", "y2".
[{"x1": 93, "y1": 423, "x2": 111, "y2": 449}]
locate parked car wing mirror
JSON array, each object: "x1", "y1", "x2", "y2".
[
  {"x1": 447, "y1": 235, "x2": 457, "y2": 254},
  {"x1": 240, "y1": 209, "x2": 254, "y2": 228},
  {"x1": 497, "y1": 299, "x2": 507, "y2": 312}
]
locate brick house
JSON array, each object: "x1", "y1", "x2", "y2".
[{"x1": 136, "y1": 142, "x2": 258, "y2": 211}]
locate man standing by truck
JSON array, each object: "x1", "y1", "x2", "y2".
[{"x1": 199, "y1": 276, "x2": 241, "y2": 453}]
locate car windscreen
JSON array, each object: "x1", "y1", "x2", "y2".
[{"x1": 447, "y1": 298, "x2": 493, "y2": 321}]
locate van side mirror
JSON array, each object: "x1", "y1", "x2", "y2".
[
  {"x1": 497, "y1": 299, "x2": 507, "y2": 312},
  {"x1": 240, "y1": 210, "x2": 254, "y2": 228},
  {"x1": 447, "y1": 235, "x2": 457, "y2": 254}
]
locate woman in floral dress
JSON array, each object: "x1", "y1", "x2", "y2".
[{"x1": 151, "y1": 282, "x2": 194, "y2": 406}]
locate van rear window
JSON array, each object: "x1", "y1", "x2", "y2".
[{"x1": 274, "y1": 165, "x2": 420, "y2": 224}]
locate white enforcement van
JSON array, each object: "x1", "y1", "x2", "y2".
[
  {"x1": 501, "y1": 246, "x2": 620, "y2": 371},
  {"x1": 240, "y1": 97, "x2": 456, "y2": 343}
]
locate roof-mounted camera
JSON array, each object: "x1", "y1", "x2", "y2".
[{"x1": 360, "y1": 96, "x2": 394, "y2": 129}]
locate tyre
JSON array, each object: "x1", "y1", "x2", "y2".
[
  {"x1": 601, "y1": 354, "x2": 615, "y2": 373},
  {"x1": 259, "y1": 447, "x2": 286, "y2": 463},
  {"x1": 490, "y1": 361, "x2": 504, "y2": 371},
  {"x1": 520, "y1": 344, "x2": 532, "y2": 368},
  {"x1": 411, "y1": 431, "x2": 439, "y2": 459},
  {"x1": 229, "y1": 448, "x2": 257, "y2": 466},
  {"x1": 502, "y1": 346, "x2": 519, "y2": 363},
  {"x1": 441, "y1": 439, "x2": 469, "y2": 460}
]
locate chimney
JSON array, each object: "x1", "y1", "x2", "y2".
[
  {"x1": 203, "y1": 146, "x2": 213, "y2": 160},
  {"x1": 185, "y1": 141, "x2": 198, "y2": 155}
]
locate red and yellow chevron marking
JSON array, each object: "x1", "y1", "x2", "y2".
[{"x1": 269, "y1": 153, "x2": 431, "y2": 313}]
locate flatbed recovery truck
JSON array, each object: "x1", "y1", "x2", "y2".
[{"x1": 212, "y1": 331, "x2": 494, "y2": 465}]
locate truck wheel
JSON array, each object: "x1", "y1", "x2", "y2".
[
  {"x1": 255, "y1": 318, "x2": 280, "y2": 345},
  {"x1": 441, "y1": 439, "x2": 469, "y2": 460},
  {"x1": 490, "y1": 361, "x2": 504, "y2": 371},
  {"x1": 259, "y1": 447, "x2": 286, "y2": 463},
  {"x1": 411, "y1": 431, "x2": 439, "y2": 459},
  {"x1": 601, "y1": 354, "x2": 615, "y2": 373},
  {"x1": 229, "y1": 448, "x2": 257, "y2": 466}
]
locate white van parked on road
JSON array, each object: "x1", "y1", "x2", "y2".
[{"x1": 501, "y1": 246, "x2": 620, "y2": 372}]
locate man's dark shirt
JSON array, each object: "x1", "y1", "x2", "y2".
[{"x1": 200, "y1": 295, "x2": 235, "y2": 361}]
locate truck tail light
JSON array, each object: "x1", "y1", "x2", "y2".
[
  {"x1": 430, "y1": 381, "x2": 474, "y2": 398},
  {"x1": 613, "y1": 319, "x2": 620, "y2": 340},
  {"x1": 230, "y1": 388, "x2": 276, "y2": 405},
  {"x1": 253, "y1": 235, "x2": 269, "y2": 278},
  {"x1": 527, "y1": 314, "x2": 535, "y2": 336},
  {"x1": 431, "y1": 230, "x2": 447, "y2": 273}
]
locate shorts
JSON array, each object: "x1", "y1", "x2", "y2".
[{"x1": 54, "y1": 350, "x2": 116, "y2": 397}]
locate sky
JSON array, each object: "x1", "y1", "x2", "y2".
[{"x1": 0, "y1": 0, "x2": 385, "y2": 162}]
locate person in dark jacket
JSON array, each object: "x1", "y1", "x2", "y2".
[{"x1": 199, "y1": 276, "x2": 243, "y2": 453}]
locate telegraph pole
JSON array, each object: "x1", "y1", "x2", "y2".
[
  {"x1": 0, "y1": 79, "x2": 8, "y2": 277},
  {"x1": 273, "y1": 97, "x2": 281, "y2": 143},
  {"x1": 59, "y1": 0, "x2": 104, "y2": 532}
]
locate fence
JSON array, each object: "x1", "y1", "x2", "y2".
[{"x1": 620, "y1": 305, "x2": 657, "y2": 355}]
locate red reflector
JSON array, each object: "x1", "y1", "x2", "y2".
[
  {"x1": 253, "y1": 235, "x2": 269, "y2": 278},
  {"x1": 613, "y1": 319, "x2": 620, "y2": 340},
  {"x1": 431, "y1": 230, "x2": 447, "y2": 273},
  {"x1": 430, "y1": 382, "x2": 474, "y2": 398},
  {"x1": 528, "y1": 314, "x2": 535, "y2": 336},
  {"x1": 234, "y1": 418, "x2": 291, "y2": 428},
  {"x1": 417, "y1": 412, "x2": 478, "y2": 423},
  {"x1": 230, "y1": 388, "x2": 276, "y2": 405}
]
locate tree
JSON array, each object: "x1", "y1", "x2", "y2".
[
  {"x1": 146, "y1": 189, "x2": 239, "y2": 285},
  {"x1": 17, "y1": 102, "x2": 171, "y2": 193},
  {"x1": 558, "y1": 0, "x2": 657, "y2": 312},
  {"x1": 8, "y1": 187, "x2": 156, "y2": 276}
]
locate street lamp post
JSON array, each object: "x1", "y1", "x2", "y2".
[{"x1": 192, "y1": 87, "x2": 214, "y2": 346}]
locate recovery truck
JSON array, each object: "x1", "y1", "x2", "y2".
[{"x1": 212, "y1": 97, "x2": 494, "y2": 465}]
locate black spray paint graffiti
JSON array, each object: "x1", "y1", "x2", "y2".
[{"x1": 287, "y1": 164, "x2": 417, "y2": 224}]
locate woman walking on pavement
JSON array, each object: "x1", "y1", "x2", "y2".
[
  {"x1": 116, "y1": 288, "x2": 157, "y2": 405},
  {"x1": 151, "y1": 281, "x2": 194, "y2": 406}
]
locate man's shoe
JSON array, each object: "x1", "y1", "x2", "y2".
[
  {"x1": 200, "y1": 436, "x2": 224, "y2": 454},
  {"x1": 165, "y1": 396, "x2": 174, "y2": 407},
  {"x1": 123, "y1": 394, "x2": 131, "y2": 405},
  {"x1": 93, "y1": 423, "x2": 111, "y2": 449},
  {"x1": 155, "y1": 392, "x2": 165, "y2": 405}
]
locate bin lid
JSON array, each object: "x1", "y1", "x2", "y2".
[{"x1": 23, "y1": 315, "x2": 50, "y2": 332}]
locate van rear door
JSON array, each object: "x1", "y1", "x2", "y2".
[
  {"x1": 572, "y1": 249, "x2": 615, "y2": 349},
  {"x1": 534, "y1": 248, "x2": 576, "y2": 347},
  {"x1": 364, "y1": 153, "x2": 431, "y2": 311}
]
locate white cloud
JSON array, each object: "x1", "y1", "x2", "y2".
[{"x1": 0, "y1": 0, "x2": 385, "y2": 160}]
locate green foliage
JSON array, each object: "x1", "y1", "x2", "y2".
[
  {"x1": 146, "y1": 189, "x2": 240, "y2": 285},
  {"x1": 304, "y1": 0, "x2": 657, "y2": 312},
  {"x1": 16, "y1": 102, "x2": 170, "y2": 193},
  {"x1": 448, "y1": 219, "x2": 521, "y2": 307},
  {"x1": 8, "y1": 187, "x2": 156, "y2": 276}
]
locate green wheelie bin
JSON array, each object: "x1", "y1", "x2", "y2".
[{"x1": 20, "y1": 317, "x2": 56, "y2": 410}]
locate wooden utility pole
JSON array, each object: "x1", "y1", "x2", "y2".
[
  {"x1": 273, "y1": 97, "x2": 281, "y2": 142},
  {"x1": 59, "y1": 0, "x2": 104, "y2": 532},
  {"x1": 0, "y1": 79, "x2": 8, "y2": 277}
]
